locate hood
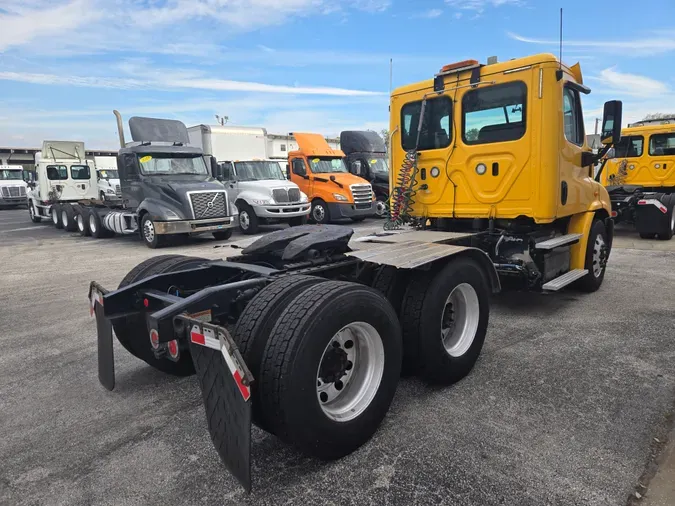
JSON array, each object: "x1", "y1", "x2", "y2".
[
  {"x1": 319, "y1": 172, "x2": 372, "y2": 188},
  {"x1": 340, "y1": 131, "x2": 386, "y2": 155},
  {"x1": 238, "y1": 179, "x2": 299, "y2": 191},
  {"x1": 0, "y1": 180, "x2": 27, "y2": 187}
]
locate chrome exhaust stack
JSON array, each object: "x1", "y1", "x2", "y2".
[{"x1": 113, "y1": 110, "x2": 126, "y2": 148}]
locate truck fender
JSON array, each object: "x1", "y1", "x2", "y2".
[
  {"x1": 137, "y1": 198, "x2": 188, "y2": 221},
  {"x1": 452, "y1": 248, "x2": 501, "y2": 293},
  {"x1": 568, "y1": 209, "x2": 610, "y2": 270},
  {"x1": 235, "y1": 190, "x2": 275, "y2": 208}
]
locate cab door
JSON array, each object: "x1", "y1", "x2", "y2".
[
  {"x1": 646, "y1": 132, "x2": 675, "y2": 184},
  {"x1": 291, "y1": 157, "x2": 312, "y2": 198},
  {"x1": 557, "y1": 85, "x2": 591, "y2": 217},
  {"x1": 220, "y1": 162, "x2": 239, "y2": 204}
]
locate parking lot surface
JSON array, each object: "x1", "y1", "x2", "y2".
[{"x1": 1, "y1": 208, "x2": 674, "y2": 506}]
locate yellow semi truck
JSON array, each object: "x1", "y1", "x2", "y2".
[
  {"x1": 88, "y1": 53, "x2": 623, "y2": 491},
  {"x1": 597, "y1": 120, "x2": 675, "y2": 239}
]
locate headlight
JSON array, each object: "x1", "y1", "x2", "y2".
[
  {"x1": 300, "y1": 191, "x2": 308, "y2": 203},
  {"x1": 333, "y1": 193, "x2": 348, "y2": 202},
  {"x1": 105, "y1": 189, "x2": 115, "y2": 194},
  {"x1": 252, "y1": 198, "x2": 273, "y2": 205}
]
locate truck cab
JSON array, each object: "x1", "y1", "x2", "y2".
[
  {"x1": 216, "y1": 159, "x2": 310, "y2": 234},
  {"x1": 340, "y1": 130, "x2": 390, "y2": 218},
  {"x1": 96, "y1": 168, "x2": 122, "y2": 201},
  {"x1": 389, "y1": 54, "x2": 622, "y2": 292},
  {"x1": 287, "y1": 132, "x2": 376, "y2": 224},
  {"x1": 598, "y1": 122, "x2": 675, "y2": 239},
  {"x1": 0, "y1": 165, "x2": 28, "y2": 208}
]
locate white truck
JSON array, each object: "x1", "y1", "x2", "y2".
[
  {"x1": 94, "y1": 156, "x2": 123, "y2": 201},
  {"x1": 27, "y1": 141, "x2": 97, "y2": 226},
  {"x1": 0, "y1": 165, "x2": 28, "y2": 208},
  {"x1": 188, "y1": 125, "x2": 310, "y2": 234}
]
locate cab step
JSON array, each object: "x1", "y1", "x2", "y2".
[
  {"x1": 542, "y1": 269, "x2": 588, "y2": 291},
  {"x1": 535, "y1": 233, "x2": 582, "y2": 250}
]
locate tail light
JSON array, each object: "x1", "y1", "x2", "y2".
[
  {"x1": 168, "y1": 340, "x2": 179, "y2": 359},
  {"x1": 149, "y1": 329, "x2": 160, "y2": 349}
]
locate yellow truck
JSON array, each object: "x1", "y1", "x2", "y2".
[
  {"x1": 87, "y1": 53, "x2": 624, "y2": 491},
  {"x1": 597, "y1": 120, "x2": 675, "y2": 239}
]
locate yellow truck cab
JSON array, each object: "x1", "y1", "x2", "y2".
[
  {"x1": 389, "y1": 53, "x2": 623, "y2": 291},
  {"x1": 287, "y1": 133, "x2": 376, "y2": 224},
  {"x1": 597, "y1": 121, "x2": 675, "y2": 239}
]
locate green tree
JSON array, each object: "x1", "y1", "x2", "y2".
[
  {"x1": 465, "y1": 128, "x2": 480, "y2": 142},
  {"x1": 380, "y1": 128, "x2": 389, "y2": 151},
  {"x1": 642, "y1": 113, "x2": 675, "y2": 120}
]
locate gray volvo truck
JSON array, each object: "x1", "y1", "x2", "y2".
[{"x1": 43, "y1": 112, "x2": 238, "y2": 248}]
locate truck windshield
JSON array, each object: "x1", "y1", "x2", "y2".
[
  {"x1": 98, "y1": 169, "x2": 119, "y2": 179},
  {"x1": 138, "y1": 154, "x2": 208, "y2": 176},
  {"x1": 309, "y1": 157, "x2": 348, "y2": 174},
  {"x1": 368, "y1": 156, "x2": 389, "y2": 175},
  {"x1": 0, "y1": 170, "x2": 23, "y2": 180},
  {"x1": 234, "y1": 161, "x2": 285, "y2": 181}
]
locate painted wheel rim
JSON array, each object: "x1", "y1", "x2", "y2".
[
  {"x1": 592, "y1": 234, "x2": 606, "y2": 278},
  {"x1": 89, "y1": 214, "x2": 97, "y2": 234},
  {"x1": 316, "y1": 322, "x2": 384, "y2": 422},
  {"x1": 313, "y1": 204, "x2": 325, "y2": 222},
  {"x1": 441, "y1": 283, "x2": 480, "y2": 357},
  {"x1": 240, "y1": 210, "x2": 250, "y2": 230},
  {"x1": 143, "y1": 219, "x2": 155, "y2": 243}
]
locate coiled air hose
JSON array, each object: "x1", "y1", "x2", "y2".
[{"x1": 384, "y1": 149, "x2": 419, "y2": 230}]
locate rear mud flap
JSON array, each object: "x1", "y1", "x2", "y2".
[
  {"x1": 89, "y1": 282, "x2": 115, "y2": 391},
  {"x1": 179, "y1": 316, "x2": 254, "y2": 492}
]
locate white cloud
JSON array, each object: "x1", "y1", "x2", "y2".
[
  {"x1": 412, "y1": 8, "x2": 443, "y2": 19},
  {"x1": 0, "y1": 70, "x2": 384, "y2": 96},
  {"x1": 588, "y1": 67, "x2": 669, "y2": 98},
  {"x1": 507, "y1": 31, "x2": 675, "y2": 56},
  {"x1": 445, "y1": 0, "x2": 522, "y2": 14}
]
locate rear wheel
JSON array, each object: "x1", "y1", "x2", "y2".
[
  {"x1": 258, "y1": 281, "x2": 402, "y2": 458},
  {"x1": 75, "y1": 207, "x2": 90, "y2": 236},
  {"x1": 51, "y1": 204, "x2": 63, "y2": 229},
  {"x1": 371, "y1": 265, "x2": 407, "y2": 317},
  {"x1": 576, "y1": 219, "x2": 609, "y2": 292},
  {"x1": 28, "y1": 201, "x2": 41, "y2": 223},
  {"x1": 237, "y1": 202, "x2": 260, "y2": 235},
  {"x1": 658, "y1": 194, "x2": 674, "y2": 240},
  {"x1": 232, "y1": 275, "x2": 327, "y2": 430},
  {"x1": 639, "y1": 232, "x2": 656, "y2": 239},
  {"x1": 88, "y1": 210, "x2": 112, "y2": 238},
  {"x1": 400, "y1": 258, "x2": 490, "y2": 383},
  {"x1": 61, "y1": 204, "x2": 77, "y2": 232},
  {"x1": 113, "y1": 255, "x2": 210, "y2": 376}
]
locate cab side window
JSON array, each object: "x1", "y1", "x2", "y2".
[
  {"x1": 563, "y1": 87, "x2": 585, "y2": 146},
  {"x1": 649, "y1": 133, "x2": 675, "y2": 156},
  {"x1": 46, "y1": 165, "x2": 68, "y2": 180},
  {"x1": 292, "y1": 158, "x2": 307, "y2": 176},
  {"x1": 462, "y1": 81, "x2": 527, "y2": 145},
  {"x1": 401, "y1": 96, "x2": 452, "y2": 151},
  {"x1": 614, "y1": 135, "x2": 644, "y2": 158}
]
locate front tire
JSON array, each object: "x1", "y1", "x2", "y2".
[
  {"x1": 237, "y1": 202, "x2": 260, "y2": 235},
  {"x1": 374, "y1": 198, "x2": 387, "y2": 219},
  {"x1": 311, "y1": 199, "x2": 330, "y2": 224},
  {"x1": 259, "y1": 281, "x2": 402, "y2": 458},
  {"x1": 576, "y1": 219, "x2": 609, "y2": 292},
  {"x1": 400, "y1": 258, "x2": 490, "y2": 383},
  {"x1": 28, "y1": 201, "x2": 41, "y2": 223},
  {"x1": 141, "y1": 214, "x2": 166, "y2": 248},
  {"x1": 51, "y1": 204, "x2": 63, "y2": 229}
]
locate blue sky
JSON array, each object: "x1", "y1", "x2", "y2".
[{"x1": 0, "y1": 0, "x2": 674, "y2": 149}]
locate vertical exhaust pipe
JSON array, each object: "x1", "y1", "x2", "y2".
[{"x1": 113, "y1": 110, "x2": 126, "y2": 148}]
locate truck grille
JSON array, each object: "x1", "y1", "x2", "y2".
[
  {"x1": 1, "y1": 186, "x2": 26, "y2": 198},
  {"x1": 189, "y1": 191, "x2": 229, "y2": 219},
  {"x1": 350, "y1": 184, "x2": 373, "y2": 206},
  {"x1": 273, "y1": 188, "x2": 301, "y2": 203},
  {"x1": 115, "y1": 184, "x2": 121, "y2": 195}
]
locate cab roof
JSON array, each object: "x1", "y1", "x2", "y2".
[
  {"x1": 622, "y1": 123, "x2": 675, "y2": 136},
  {"x1": 391, "y1": 53, "x2": 580, "y2": 97},
  {"x1": 291, "y1": 132, "x2": 345, "y2": 157}
]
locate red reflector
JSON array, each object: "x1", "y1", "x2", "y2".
[
  {"x1": 190, "y1": 330, "x2": 205, "y2": 345},
  {"x1": 660, "y1": 206, "x2": 668, "y2": 214},
  {"x1": 143, "y1": 298, "x2": 149, "y2": 308},
  {"x1": 611, "y1": 211, "x2": 618, "y2": 217},
  {"x1": 638, "y1": 200, "x2": 647, "y2": 205},
  {"x1": 149, "y1": 329, "x2": 160, "y2": 349},
  {"x1": 440, "y1": 59, "x2": 479, "y2": 73},
  {"x1": 167, "y1": 340, "x2": 179, "y2": 359}
]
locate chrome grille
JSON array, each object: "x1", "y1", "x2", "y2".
[
  {"x1": 272, "y1": 188, "x2": 301, "y2": 204},
  {"x1": 350, "y1": 184, "x2": 373, "y2": 205},
  {"x1": 189, "y1": 191, "x2": 228, "y2": 219},
  {"x1": 115, "y1": 184, "x2": 121, "y2": 195},
  {"x1": 1, "y1": 186, "x2": 25, "y2": 198}
]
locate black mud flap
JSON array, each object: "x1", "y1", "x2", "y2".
[
  {"x1": 89, "y1": 282, "x2": 114, "y2": 391},
  {"x1": 178, "y1": 316, "x2": 254, "y2": 492}
]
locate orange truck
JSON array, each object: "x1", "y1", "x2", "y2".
[{"x1": 286, "y1": 132, "x2": 376, "y2": 223}]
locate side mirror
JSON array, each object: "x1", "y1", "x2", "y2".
[
  {"x1": 285, "y1": 163, "x2": 291, "y2": 180},
  {"x1": 601, "y1": 100, "x2": 623, "y2": 146},
  {"x1": 209, "y1": 156, "x2": 219, "y2": 177}
]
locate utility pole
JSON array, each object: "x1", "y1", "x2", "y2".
[{"x1": 594, "y1": 118, "x2": 599, "y2": 135}]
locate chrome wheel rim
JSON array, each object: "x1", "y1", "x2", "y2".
[
  {"x1": 77, "y1": 214, "x2": 84, "y2": 232},
  {"x1": 61, "y1": 210, "x2": 68, "y2": 227},
  {"x1": 592, "y1": 234, "x2": 606, "y2": 278},
  {"x1": 316, "y1": 322, "x2": 384, "y2": 422},
  {"x1": 313, "y1": 204, "x2": 325, "y2": 222},
  {"x1": 441, "y1": 283, "x2": 480, "y2": 357},
  {"x1": 375, "y1": 200, "x2": 387, "y2": 217},
  {"x1": 671, "y1": 211, "x2": 675, "y2": 233},
  {"x1": 51, "y1": 208, "x2": 58, "y2": 225},
  {"x1": 143, "y1": 219, "x2": 155, "y2": 243},
  {"x1": 240, "y1": 210, "x2": 250, "y2": 231},
  {"x1": 89, "y1": 214, "x2": 97, "y2": 234},
  {"x1": 29, "y1": 205, "x2": 34, "y2": 219}
]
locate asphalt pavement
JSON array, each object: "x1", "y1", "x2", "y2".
[{"x1": 0, "y1": 208, "x2": 674, "y2": 506}]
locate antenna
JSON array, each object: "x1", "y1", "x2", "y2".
[
  {"x1": 556, "y1": 8, "x2": 564, "y2": 81},
  {"x1": 389, "y1": 58, "x2": 393, "y2": 95}
]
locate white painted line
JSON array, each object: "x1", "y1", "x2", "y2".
[{"x1": 0, "y1": 226, "x2": 52, "y2": 233}]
